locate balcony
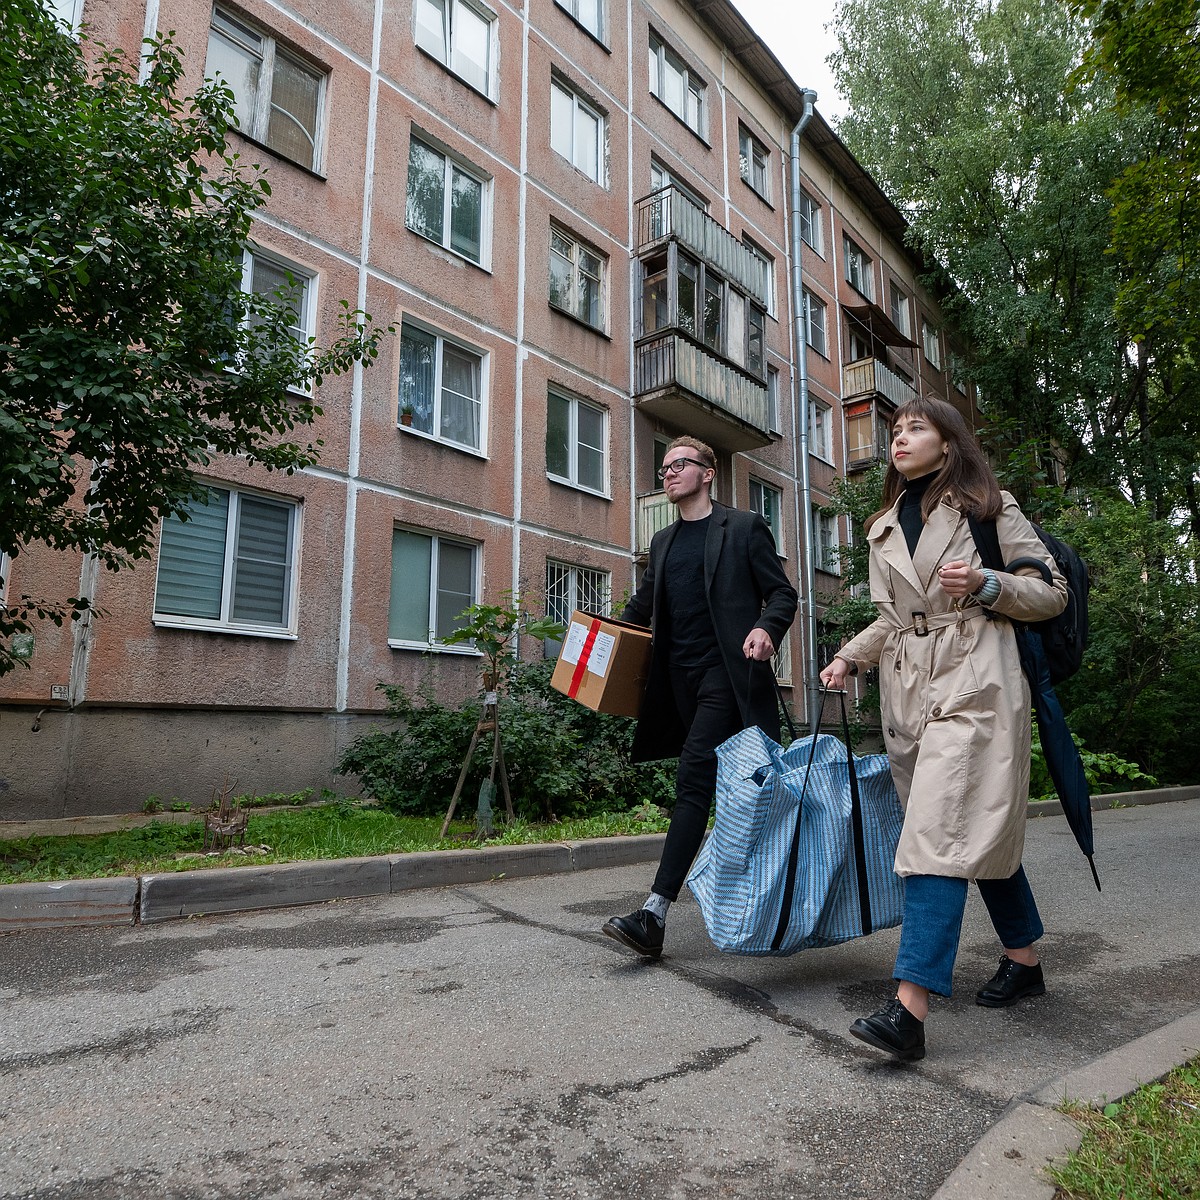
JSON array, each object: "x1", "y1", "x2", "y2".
[
  {"x1": 842, "y1": 357, "x2": 918, "y2": 408},
  {"x1": 634, "y1": 332, "x2": 771, "y2": 452},
  {"x1": 635, "y1": 491, "x2": 677, "y2": 554},
  {"x1": 636, "y1": 187, "x2": 769, "y2": 307}
]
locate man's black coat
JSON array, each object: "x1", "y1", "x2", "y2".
[{"x1": 620, "y1": 502, "x2": 798, "y2": 763}]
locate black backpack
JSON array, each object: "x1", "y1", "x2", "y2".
[{"x1": 968, "y1": 516, "x2": 1090, "y2": 686}]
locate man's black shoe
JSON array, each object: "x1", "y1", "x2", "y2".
[
  {"x1": 602, "y1": 909, "x2": 664, "y2": 958},
  {"x1": 849, "y1": 998, "x2": 926, "y2": 1061},
  {"x1": 976, "y1": 957, "x2": 1045, "y2": 1007}
]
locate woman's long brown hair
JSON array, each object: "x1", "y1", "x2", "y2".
[{"x1": 865, "y1": 396, "x2": 1002, "y2": 532}]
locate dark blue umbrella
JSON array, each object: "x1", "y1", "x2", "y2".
[{"x1": 1008, "y1": 590, "x2": 1101, "y2": 892}]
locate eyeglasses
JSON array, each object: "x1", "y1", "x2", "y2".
[{"x1": 657, "y1": 457, "x2": 710, "y2": 480}]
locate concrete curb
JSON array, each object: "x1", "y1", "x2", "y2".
[
  {"x1": 933, "y1": 1008, "x2": 1200, "y2": 1199},
  {"x1": 0, "y1": 877, "x2": 140, "y2": 931}
]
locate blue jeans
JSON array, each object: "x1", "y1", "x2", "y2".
[{"x1": 893, "y1": 867, "x2": 1044, "y2": 997}]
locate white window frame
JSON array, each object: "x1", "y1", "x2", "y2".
[
  {"x1": 0, "y1": 551, "x2": 9, "y2": 605},
  {"x1": 413, "y1": 0, "x2": 497, "y2": 99},
  {"x1": 387, "y1": 529, "x2": 481, "y2": 652},
  {"x1": 648, "y1": 33, "x2": 705, "y2": 136},
  {"x1": 815, "y1": 509, "x2": 840, "y2": 575},
  {"x1": 803, "y1": 288, "x2": 827, "y2": 357},
  {"x1": 153, "y1": 485, "x2": 301, "y2": 638},
  {"x1": 742, "y1": 235, "x2": 775, "y2": 317},
  {"x1": 749, "y1": 478, "x2": 783, "y2": 552},
  {"x1": 49, "y1": 0, "x2": 85, "y2": 33},
  {"x1": 550, "y1": 78, "x2": 605, "y2": 184},
  {"x1": 241, "y1": 247, "x2": 317, "y2": 394},
  {"x1": 207, "y1": 7, "x2": 327, "y2": 172},
  {"x1": 546, "y1": 388, "x2": 608, "y2": 496},
  {"x1": 774, "y1": 633, "x2": 792, "y2": 686},
  {"x1": 767, "y1": 366, "x2": 780, "y2": 433},
  {"x1": 398, "y1": 318, "x2": 488, "y2": 454},
  {"x1": 843, "y1": 234, "x2": 873, "y2": 300},
  {"x1": 799, "y1": 189, "x2": 823, "y2": 255},
  {"x1": 888, "y1": 280, "x2": 911, "y2": 338},
  {"x1": 810, "y1": 399, "x2": 833, "y2": 462},
  {"x1": 549, "y1": 225, "x2": 606, "y2": 331},
  {"x1": 545, "y1": 560, "x2": 611, "y2": 628},
  {"x1": 555, "y1": 0, "x2": 603, "y2": 40},
  {"x1": 405, "y1": 133, "x2": 491, "y2": 267},
  {"x1": 922, "y1": 319, "x2": 942, "y2": 369},
  {"x1": 738, "y1": 125, "x2": 770, "y2": 199}
]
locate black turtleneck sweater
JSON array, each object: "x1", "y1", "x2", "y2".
[{"x1": 898, "y1": 472, "x2": 936, "y2": 558}]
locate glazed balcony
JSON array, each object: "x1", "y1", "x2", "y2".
[{"x1": 635, "y1": 491, "x2": 677, "y2": 555}]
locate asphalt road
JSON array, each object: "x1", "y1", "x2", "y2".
[{"x1": 1, "y1": 799, "x2": 1198, "y2": 1200}]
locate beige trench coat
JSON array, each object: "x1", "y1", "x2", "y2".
[{"x1": 839, "y1": 491, "x2": 1067, "y2": 881}]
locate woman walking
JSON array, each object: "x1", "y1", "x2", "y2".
[{"x1": 820, "y1": 397, "x2": 1067, "y2": 1061}]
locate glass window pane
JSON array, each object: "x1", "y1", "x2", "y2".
[
  {"x1": 267, "y1": 53, "x2": 320, "y2": 169},
  {"x1": 231, "y1": 496, "x2": 292, "y2": 625},
  {"x1": 550, "y1": 83, "x2": 573, "y2": 162},
  {"x1": 549, "y1": 240, "x2": 573, "y2": 312},
  {"x1": 642, "y1": 255, "x2": 668, "y2": 334},
  {"x1": 435, "y1": 541, "x2": 475, "y2": 638},
  {"x1": 703, "y1": 273, "x2": 723, "y2": 351},
  {"x1": 250, "y1": 256, "x2": 306, "y2": 340},
  {"x1": 155, "y1": 489, "x2": 229, "y2": 620},
  {"x1": 399, "y1": 323, "x2": 437, "y2": 433},
  {"x1": 747, "y1": 307, "x2": 764, "y2": 377},
  {"x1": 576, "y1": 402, "x2": 604, "y2": 491},
  {"x1": 546, "y1": 561, "x2": 571, "y2": 626},
  {"x1": 451, "y1": 1, "x2": 490, "y2": 93},
  {"x1": 406, "y1": 139, "x2": 446, "y2": 247},
  {"x1": 449, "y1": 166, "x2": 482, "y2": 262},
  {"x1": 206, "y1": 24, "x2": 261, "y2": 134},
  {"x1": 576, "y1": 0, "x2": 600, "y2": 36},
  {"x1": 546, "y1": 391, "x2": 570, "y2": 478},
  {"x1": 575, "y1": 105, "x2": 599, "y2": 179},
  {"x1": 440, "y1": 344, "x2": 480, "y2": 448},
  {"x1": 390, "y1": 530, "x2": 433, "y2": 642},
  {"x1": 578, "y1": 252, "x2": 601, "y2": 326},
  {"x1": 415, "y1": 0, "x2": 447, "y2": 61},
  {"x1": 677, "y1": 256, "x2": 698, "y2": 337}
]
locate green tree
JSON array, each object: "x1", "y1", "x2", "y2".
[{"x1": 0, "y1": 0, "x2": 392, "y2": 673}]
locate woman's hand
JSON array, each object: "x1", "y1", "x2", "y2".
[
  {"x1": 819, "y1": 656, "x2": 851, "y2": 689},
  {"x1": 937, "y1": 559, "x2": 985, "y2": 600}
]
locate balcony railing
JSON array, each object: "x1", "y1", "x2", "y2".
[
  {"x1": 635, "y1": 492, "x2": 677, "y2": 554},
  {"x1": 636, "y1": 186, "x2": 769, "y2": 307},
  {"x1": 842, "y1": 357, "x2": 918, "y2": 408},
  {"x1": 634, "y1": 332, "x2": 771, "y2": 452}
]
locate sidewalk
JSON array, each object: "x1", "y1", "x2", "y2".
[{"x1": 3, "y1": 786, "x2": 1199, "y2": 1199}]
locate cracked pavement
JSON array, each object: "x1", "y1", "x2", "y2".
[{"x1": 1, "y1": 799, "x2": 1197, "y2": 1199}]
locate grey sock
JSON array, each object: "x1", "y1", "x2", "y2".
[{"x1": 643, "y1": 893, "x2": 670, "y2": 924}]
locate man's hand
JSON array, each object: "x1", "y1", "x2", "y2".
[{"x1": 743, "y1": 628, "x2": 775, "y2": 661}]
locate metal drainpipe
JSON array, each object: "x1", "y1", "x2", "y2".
[{"x1": 789, "y1": 89, "x2": 820, "y2": 736}]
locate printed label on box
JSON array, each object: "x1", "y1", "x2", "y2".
[
  {"x1": 586, "y1": 632, "x2": 616, "y2": 679},
  {"x1": 561, "y1": 621, "x2": 589, "y2": 665}
]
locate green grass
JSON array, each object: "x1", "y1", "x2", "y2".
[
  {"x1": 0, "y1": 802, "x2": 673, "y2": 884},
  {"x1": 1049, "y1": 1057, "x2": 1200, "y2": 1199}
]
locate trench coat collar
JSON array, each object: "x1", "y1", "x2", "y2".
[{"x1": 868, "y1": 493, "x2": 962, "y2": 593}]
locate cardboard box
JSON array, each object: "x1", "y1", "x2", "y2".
[{"x1": 550, "y1": 611, "x2": 652, "y2": 718}]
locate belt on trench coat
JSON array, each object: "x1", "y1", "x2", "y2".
[{"x1": 893, "y1": 605, "x2": 986, "y2": 638}]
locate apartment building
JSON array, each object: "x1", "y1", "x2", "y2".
[{"x1": 1, "y1": 0, "x2": 977, "y2": 817}]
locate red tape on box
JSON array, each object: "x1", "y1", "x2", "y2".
[{"x1": 567, "y1": 617, "x2": 603, "y2": 699}]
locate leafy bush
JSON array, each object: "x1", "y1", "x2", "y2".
[
  {"x1": 1030, "y1": 724, "x2": 1157, "y2": 802},
  {"x1": 337, "y1": 661, "x2": 676, "y2": 820}
]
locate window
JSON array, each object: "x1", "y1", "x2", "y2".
[
  {"x1": 547, "y1": 389, "x2": 606, "y2": 494},
  {"x1": 48, "y1": 0, "x2": 84, "y2": 32},
  {"x1": 398, "y1": 319, "x2": 485, "y2": 452},
  {"x1": 743, "y1": 236, "x2": 775, "y2": 315},
  {"x1": 887, "y1": 280, "x2": 910, "y2": 338},
  {"x1": 843, "y1": 234, "x2": 873, "y2": 299},
  {"x1": 414, "y1": 0, "x2": 495, "y2": 96},
  {"x1": 388, "y1": 529, "x2": 478, "y2": 647},
  {"x1": 546, "y1": 560, "x2": 610, "y2": 627},
  {"x1": 556, "y1": 0, "x2": 602, "y2": 39},
  {"x1": 749, "y1": 479, "x2": 783, "y2": 550},
  {"x1": 243, "y1": 249, "x2": 315, "y2": 344},
  {"x1": 747, "y1": 306, "x2": 765, "y2": 379},
  {"x1": 650, "y1": 159, "x2": 706, "y2": 210},
  {"x1": 803, "y1": 289, "x2": 827, "y2": 357},
  {"x1": 767, "y1": 366, "x2": 781, "y2": 433},
  {"x1": 549, "y1": 227, "x2": 605, "y2": 330},
  {"x1": 847, "y1": 325, "x2": 871, "y2": 363},
  {"x1": 405, "y1": 136, "x2": 488, "y2": 265},
  {"x1": 0, "y1": 551, "x2": 8, "y2": 604},
  {"x1": 774, "y1": 633, "x2": 792, "y2": 685},
  {"x1": 846, "y1": 401, "x2": 889, "y2": 469},
  {"x1": 810, "y1": 399, "x2": 833, "y2": 461},
  {"x1": 950, "y1": 353, "x2": 968, "y2": 394},
  {"x1": 551, "y1": 77, "x2": 605, "y2": 183},
  {"x1": 815, "y1": 509, "x2": 840, "y2": 574},
  {"x1": 207, "y1": 8, "x2": 325, "y2": 171},
  {"x1": 799, "y1": 189, "x2": 823, "y2": 254},
  {"x1": 154, "y1": 486, "x2": 299, "y2": 635},
  {"x1": 648, "y1": 34, "x2": 705, "y2": 135},
  {"x1": 922, "y1": 319, "x2": 942, "y2": 369},
  {"x1": 739, "y1": 126, "x2": 769, "y2": 199}
]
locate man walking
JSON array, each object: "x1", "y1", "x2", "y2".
[{"x1": 603, "y1": 437, "x2": 798, "y2": 957}]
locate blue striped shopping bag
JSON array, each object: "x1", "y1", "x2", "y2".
[{"x1": 687, "y1": 694, "x2": 905, "y2": 955}]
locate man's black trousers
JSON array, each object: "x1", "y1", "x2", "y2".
[{"x1": 652, "y1": 661, "x2": 744, "y2": 901}]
